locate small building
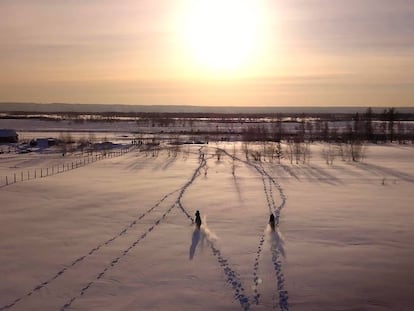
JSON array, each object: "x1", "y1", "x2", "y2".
[
  {"x1": 0, "y1": 129, "x2": 18, "y2": 143},
  {"x1": 30, "y1": 138, "x2": 59, "y2": 148}
]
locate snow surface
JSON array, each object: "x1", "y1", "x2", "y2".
[{"x1": 1, "y1": 142, "x2": 414, "y2": 311}]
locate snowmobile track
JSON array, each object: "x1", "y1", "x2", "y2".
[
  {"x1": 0, "y1": 188, "x2": 179, "y2": 311},
  {"x1": 252, "y1": 234, "x2": 265, "y2": 305},
  {"x1": 59, "y1": 147, "x2": 208, "y2": 310},
  {"x1": 175, "y1": 149, "x2": 252, "y2": 310},
  {"x1": 0, "y1": 148, "x2": 206, "y2": 311},
  {"x1": 253, "y1": 163, "x2": 289, "y2": 311},
  {"x1": 60, "y1": 203, "x2": 176, "y2": 310},
  {"x1": 216, "y1": 147, "x2": 289, "y2": 311},
  {"x1": 177, "y1": 192, "x2": 251, "y2": 311}
]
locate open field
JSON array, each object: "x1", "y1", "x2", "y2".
[{"x1": 1, "y1": 142, "x2": 414, "y2": 311}]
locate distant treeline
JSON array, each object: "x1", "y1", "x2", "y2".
[
  {"x1": 2, "y1": 107, "x2": 414, "y2": 121},
  {"x1": 240, "y1": 108, "x2": 414, "y2": 144},
  {"x1": 1, "y1": 107, "x2": 413, "y2": 144},
  {"x1": 1, "y1": 102, "x2": 414, "y2": 115}
]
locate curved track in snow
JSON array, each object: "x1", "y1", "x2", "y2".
[
  {"x1": 250, "y1": 163, "x2": 289, "y2": 311},
  {"x1": 176, "y1": 149, "x2": 251, "y2": 311},
  {"x1": 217, "y1": 147, "x2": 289, "y2": 311},
  {"x1": 0, "y1": 148, "x2": 207, "y2": 311},
  {"x1": 2, "y1": 146, "x2": 290, "y2": 311},
  {"x1": 58, "y1": 147, "x2": 209, "y2": 310}
]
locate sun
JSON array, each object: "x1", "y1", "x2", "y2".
[{"x1": 179, "y1": 0, "x2": 265, "y2": 74}]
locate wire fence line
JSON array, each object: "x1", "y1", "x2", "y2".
[{"x1": 1, "y1": 146, "x2": 133, "y2": 188}]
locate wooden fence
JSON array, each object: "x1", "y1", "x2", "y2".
[{"x1": 1, "y1": 147, "x2": 132, "y2": 188}]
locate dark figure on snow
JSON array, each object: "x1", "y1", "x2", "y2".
[
  {"x1": 195, "y1": 210, "x2": 202, "y2": 229},
  {"x1": 269, "y1": 214, "x2": 275, "y2": 231}
]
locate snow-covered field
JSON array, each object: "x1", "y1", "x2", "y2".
[{"x1": 1, "y1": 142, "x2": 414, "y2": 311}]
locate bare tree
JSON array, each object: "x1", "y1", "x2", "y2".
[
  {"x1": 322, "y1": 144, "x2": 337, "y2": 166},
  {"x1": 275, "y1": 142, "x2": 283, "y2": 164},
  {"x1": 286, "y1": 139, "x2": 294, "y2": 164},
  {"x1": 294, "y1": 141, "x2": 301, "y2": 164},
  {"x1": 250, "y1": 150, "x2": 262, "y2": 162},
  {"x1": 232, "y1": 143, "x2": 236, "y2": 175},
  {"x1": 242, "y1": 142, "x2": 250, "y2": 160},
  {"x1": 301, "y1": 142, "x2": 311, "y2": 164}
]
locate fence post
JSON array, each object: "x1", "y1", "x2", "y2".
[
  {"x1": 21, "y1": 172, "x2": 23, "y2": 181},
  {"x1": 27, "y1": 171, "x2": 29, "y2": 180},
  {"x1": 6, "y1": 176, "x2": 8, "y2": 185},
  {"x1": 14, "y1": 173, "x2": 16, "y2": 183}
]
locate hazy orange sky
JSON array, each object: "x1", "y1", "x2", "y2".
[{"x1": 1, "y1": 0, "x2": 413, "y2": 107}]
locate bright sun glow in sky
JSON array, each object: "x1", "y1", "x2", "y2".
[
  {"x1": 180, "y1": 0, "x2": 264, "y2": 73},
  {"x1": 0, "y1": 0, "x2": 413, "y2": 106}
]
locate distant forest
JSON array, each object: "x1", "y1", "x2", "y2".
[{"x1": 1, "y1": 102, "x2": 414, "y2": 115}]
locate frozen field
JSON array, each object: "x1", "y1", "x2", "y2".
[{"x1": 1, "y1": 143, "x2": 414, "y2": 311}]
